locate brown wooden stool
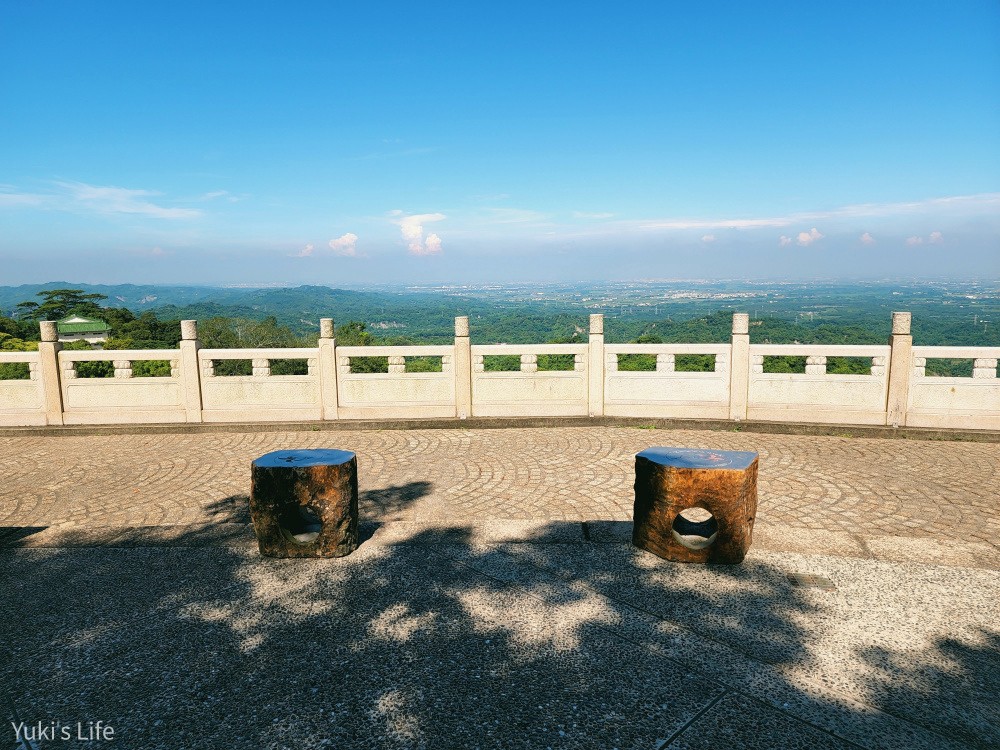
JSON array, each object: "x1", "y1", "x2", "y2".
[
  {"x1": 250, "y1": 449, "x2": 359, "y2": 558},
  {"x1": 633, "y1": 447, "x2": 758, "y2": 564}
]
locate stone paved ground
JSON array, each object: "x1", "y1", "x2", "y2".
[
  {"x1": 1, "y1": 426, "x2": 998, "y2": 566},
  {"x1": 2, "y1": 425, "x2": 999, "y2": 749}
]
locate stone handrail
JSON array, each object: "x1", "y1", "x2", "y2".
[
  {"x1": 911, "y1": 345, "x2": 999, "y2": 359},
  {"x1": 199, "y1": 347, "x2": 317, "y2": 359},
  {"x1": 0, "y1": 312, "x2": 997, "y2": 430},
  {"x1": 472, "y1": 344, "x2": 588, "y2": 354},
  {"x1": 749, "y1": 344, "x2": 888, "y2": 356},
  {"x1": 605, "y1": 343, "x2": 730, "y2": 354},
  {"x1": 336, "y1": 345, "x2": 455, "y2": 357}
]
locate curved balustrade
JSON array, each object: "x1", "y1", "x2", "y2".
[{"x1": 0, "y1": 313, "x2": 996, "y2": 430}]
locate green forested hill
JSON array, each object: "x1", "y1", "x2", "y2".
[{"x1": 2, "y1": 281, "x2": 997, "y2": 348}]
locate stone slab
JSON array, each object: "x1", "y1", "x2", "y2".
[{"x1": 664, "y1": 692, "x2": 854, "y2": 749}]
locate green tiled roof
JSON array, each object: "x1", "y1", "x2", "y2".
[{"x1": 57, "y1": 317, "x2": 110, "y2": 334}]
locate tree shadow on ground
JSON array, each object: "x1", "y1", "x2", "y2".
[
  {"x1": 0, "y1": 510, "x2": 997, "y2": 749},
  {"x1": 200, "y1": 480, "x2": 435, "y2": 527}
]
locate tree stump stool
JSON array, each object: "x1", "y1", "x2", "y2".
[
  {"x1": 250, "y1": 449, "x2": 359, "y2": 558},
  {"x1": 633, "y1": 447, "x2": 758, "y2": 564}
]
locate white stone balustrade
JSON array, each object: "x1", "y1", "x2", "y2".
[{"x1": 0, "y1": 314, "x2": 997, "y2": 430}]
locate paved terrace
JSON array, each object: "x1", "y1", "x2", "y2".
[{"x1": 1, "y1": 425, "x2": 998, "y2": 749}]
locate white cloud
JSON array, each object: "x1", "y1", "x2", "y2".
[
  {"x1": 392, "y1": 211, "x2": 446, "y2": 256},
  {"x1": 776, "y1": 228, "x2": 824, "y2": 247},
  {"x1": 56, "y1": 181, "x2": 201, "y2": 219},
  {"x1": 797, "y1": 228, "x2": 823, "y2": 246},
  {"x1": 424, "y1": 233, "x2": 442, "y2": 255},
  {"x1": 906, "y1": 231, "x2": 944, "y2": 247},
  {"x1": 294, "y1": 243, "x2": 315, "y2": 258},
  {"x1": 701, "y1": 234, "x2": 716, "y2": 243},
  {"x1": 573, "y1": 211, "x2": 615, "y2": 220},
  {"x1": 860, "y1": 232, "x2": 875, "y2": 245},
  {"x1": 328, "y1": 232, "x2": 359, "y2": 257}
]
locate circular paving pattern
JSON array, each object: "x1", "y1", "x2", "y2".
[{"x1": 0, "y1": 427, "x2": 997, "y2": 547}]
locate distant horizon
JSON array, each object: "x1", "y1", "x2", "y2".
[{"x1": 2, "y1": 276, "x2": 999, "y2": 292}]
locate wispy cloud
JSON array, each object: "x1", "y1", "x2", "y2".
[
  {"x1": 198, "y1": 190, "x2": 240, "y2": 203},
  {"x1": 779, "y1": 236, "x2": 793, "y2": 247},
  {"x1": 391, "y1": 211, "x2": 446, "y2": 256},
  {"x1": 860, "y1": 232, "x2": 876, "y2": 245},
  {"x1": 640, "y1": 193, "x2": 1000, "y2": 232},
  {"x1": 56, "y1": 181, "x2": 202, "y2": 219},
  {"x1": 294, "y1": 243, "x2": 315, "y2": 257},
  {"x1": 646, "y1": 217, "x2": 790, "y2": 230},
  {"x1": 929, "y1": 230, "x2": 944, "y2": 244},
  {"x1": 2, "y1": 181, "x2": 205, "y2": 218},
  {"x1": 0, "y1": 188, "x2": 45, "y2": 207},
  {"x1": 701, "y1": 234, "x2": 716, "y2": 243},
  {"x1": 573, "y1": 211, "x2": 615, "y2": 220},
  {"x1": 329, "y1": 233, "x2": 359, "y2": 257},
  {"x1": 480, "y1": 207, "x2": 550, "y2": 225}
]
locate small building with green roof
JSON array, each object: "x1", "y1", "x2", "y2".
[{"x1": 57, "y1": 315, "x2": 111, "y2": 346}]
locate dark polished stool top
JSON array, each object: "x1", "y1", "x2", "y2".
[
  {"x1": 253, "y1": 449, "x2": 355, "y2": 468},
  {"x1": 636, "y1": 447, "x2": 757, "y2": 470}
]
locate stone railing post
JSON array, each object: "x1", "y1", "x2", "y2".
[
  {"x1": 178, "y1": 320, "x2": 204, "y2": 423},
  {"x1": 37, "y1": 321, "x2": 64, "y2": 425},
  {"x1": 318, "y1": 318, "x2": 339, "y2": 420},
  {"x1": 589, "y1": 314, "x2": 604, "y2": 417},
  {"x1": 455, "y1": 316, "x2": 472, "y2": 419},
  {"x1": 729, "y1": 313, "x2": 750, "y2": 421},
  {"x1": 886, "y1": 311, "x2": 912, "y2": 428}
]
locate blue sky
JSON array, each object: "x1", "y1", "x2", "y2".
[{"x1": 1, "y1": 1, "x2": 998, "y2": 285}]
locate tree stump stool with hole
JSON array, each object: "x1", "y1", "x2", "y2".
[
  {"x1": 250, "y1": 449, "x2": 359, "y2": 558},
  {"x1": 633, "y1": 447, "x2": 758, "y2": 564}
]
